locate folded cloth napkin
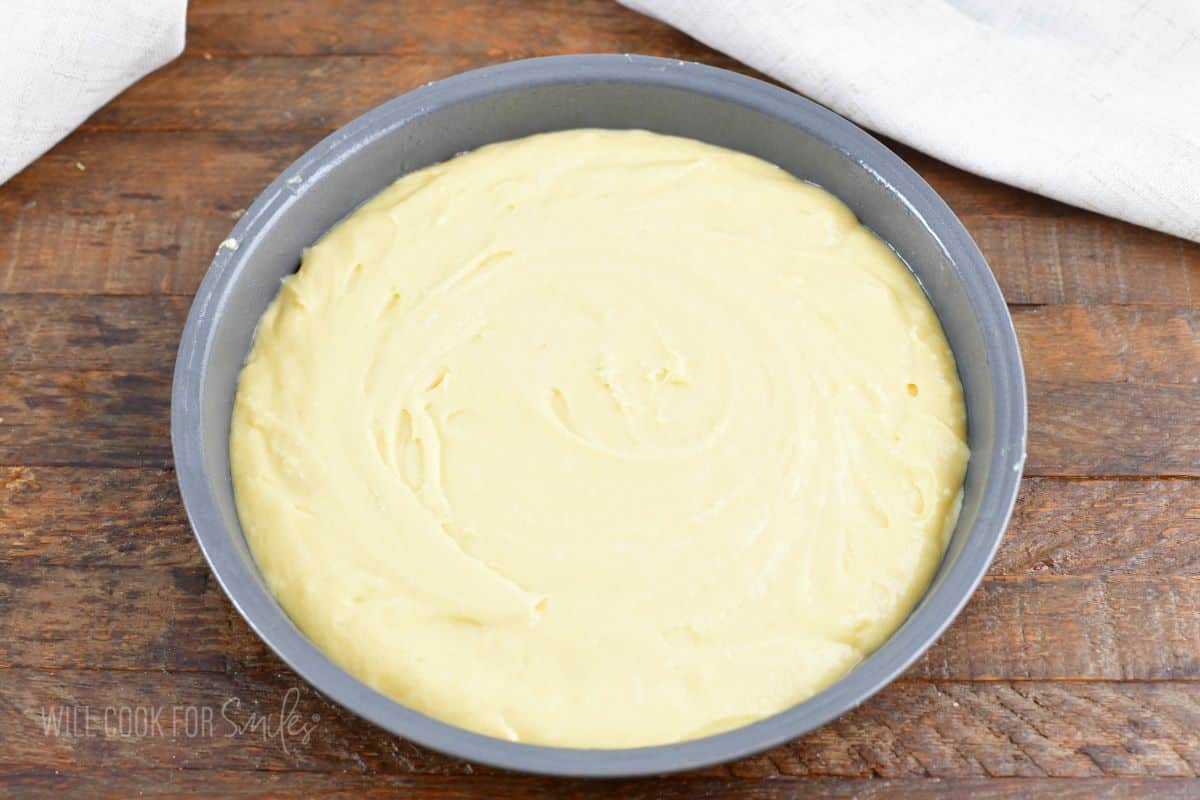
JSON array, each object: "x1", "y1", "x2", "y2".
[
  {"x1": 620, "y1": 0, "x2": 1200, "y2": 243},
  {"x1": 0, "y1": 0, "x2": 186, "y2": 184}
]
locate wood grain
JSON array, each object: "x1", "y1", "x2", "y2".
[
  {"x1": 0, "y1": 133, "x2": 302, "y2": 216},
  {"x1": 0, "y1": 566, "x2": 228, "y2": 672},
  {"x1": 7, "y1": 371, "x2": 1196, "y2": 475},
  {"x1": 3, "y1": 563, "x2": 1199, "y2": 681},
  {"x1": 83, "y1": 56, "x2": 481, "y2": 133},
  {"x1": 5, "y1": 672, "x2": 1200, "y2": 780},
  {"x1": 3, "y1": 131, "x2": 1197, "y2": 304},
  {"x1": 1, "y1": 296, "x2": 189, "y2": 372},
  {"x1": 742, "y1": 680, "x2": 1200, "y2": 779},
  {"x1": 1027, "y1": 381, "x2": 1200, "y2": 477},
  {"x1": 994, "y1": 478, "x2": 1200, "y2": 576},
  {"x1": 912, "y1": 576, "x2": 1200, "y2": 681},
  {"x1": 910, "y1": 196, "x2": 1200, "y2": 307},
  {"x1": 4, "y1": 469, "x2": 1198, "y2": 575},
  {"x1": 4, "y1": 772, "x2": 1200, "y2": 800},
  {"x1": 0, "y1": 372, "x2": 171, "y2": 468},
  {"x1": 0, "y1": 467, "x2": 191, "y2": 567},
  {"x1": 1014, "y1": 306, "x2": 1199, "y2": 385},
  {"x1": 4, "y1": 0, "x2": 1199, "y2": 795},
  {"x1": 184, "y1": 0, "x2": 712, "y2": 59},
  {"x1": 2, "y1": 294, "x2": 1198, "y2": 472},
  {"x1": 5, "y1": 296, "x2": 1198, "y2": 380},
  {"x1": 0, "y1": 210, "x2": 224, "y2": 295}
]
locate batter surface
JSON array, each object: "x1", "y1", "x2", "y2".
[{"x1": 231, "y1": 129, "x2": 969, "y2": 748}]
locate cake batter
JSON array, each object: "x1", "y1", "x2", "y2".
[{"x1": 230, "y1": 129, "x2": 969, "y2": 748}]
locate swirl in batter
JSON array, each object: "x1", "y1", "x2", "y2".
[{"x1": 231, "y1": 129, "x2": 969, "y2": 748}]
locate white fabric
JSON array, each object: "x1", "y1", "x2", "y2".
[
  {"x1": 0, "y1": 0, "x2": 186, "y2": 184},
  {"x1": 620, "y1": 0, "x2": 1200, "y2": 243}
]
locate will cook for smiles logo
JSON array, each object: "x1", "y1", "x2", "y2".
[{"x1": 30, "y1": 687, "x2": 320, "y2": 755}]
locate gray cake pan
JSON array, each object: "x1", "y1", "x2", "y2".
[{"x1": 172, "y1": 54, "x2": 1027, "y2": 777}]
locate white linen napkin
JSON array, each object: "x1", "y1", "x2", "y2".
[
  {"x1": 620, "y1": 0, "x2": 1200, "y2": 243},
  {"x1": 0, "y1": 0, "x2": 187, "y2": 185}
]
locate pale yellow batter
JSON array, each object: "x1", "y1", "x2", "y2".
[{"x1": 231, "y1": 129, "x2": 969, "y2": 748}]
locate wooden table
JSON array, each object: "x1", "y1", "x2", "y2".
[{"x1": 3, "y1": 2, "x2": 1198, "y2": 797}]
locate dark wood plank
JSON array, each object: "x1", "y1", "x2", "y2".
[
  {"x1": 7, "y1": 369, "x2": 1196, "y2": 475},
  {"x1": 912, "y1": 576, "x2": 1200, "y2": 681},
  {"x1": 4, "y1": 773, "x2": 1200, "y2": 800},
  {"x1": 5, "y1": 296, "x2": 1198, "y2": 382},
  {"x1": 0, "y1": 209, "x2": 230, "y2": 295},
  {"x1": 1014, "y1": 306, "x2": 1199, "y2": 385},
  {"x1": 1, "y1": 467, "x2": 193, "y2": 567},
  {"x1": 969, "y1": 216, "x2": 1200, "y2": 306},
  {"x1": 0, "y1": 372, "x2": 171, "y2": 468},
  {"x1": 0, "y1": 295, "x2": 189, "y2": 371},
  {"x1": 995, "y1": 478, "x2": 1200, "y2": 576},
  {"x1": 0, "y1": 133, "x2": 304, "y2": 217},
  {"x1": 2, "y1": 294, "x2": 1198, "y2": 472},
  {"x1": 1028, "y1": 381, "x2": 1200, "y2": 477},
  {"x1": 80, "y1": 55, "x2": 565, "y2": 133},
  {"x1": 751, "y1": 681, "x2": 1200, "y2": 779},
  {"x1": 4, "y1": 468, "x2": 1198, "y2": 576},
  {"x1": 900, "y1": 149, "x2": 1200, "y2": 307},
  {"x1": 3, "y1": 129, "x2": 1198, "y2": 304},
  {"x1": 3, "y1": 563, "x2": 1198, "y2": 680},
  {"x1": 5, "y1": 672, "x2": 1200, "y2": 779},
  {"x1": 0, "y1": 133, "x2": 305, "y2": 297},
  {"x1": 0, "y1": 566, "x2": 229, "y2": 672},
  {"x1": 184, "y1": 0, "x2": 710, "y2": 59}
]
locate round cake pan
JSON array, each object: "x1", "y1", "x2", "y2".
[{"x1": 172, "y1": 54, "x2": 1027, "y2": 777}]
